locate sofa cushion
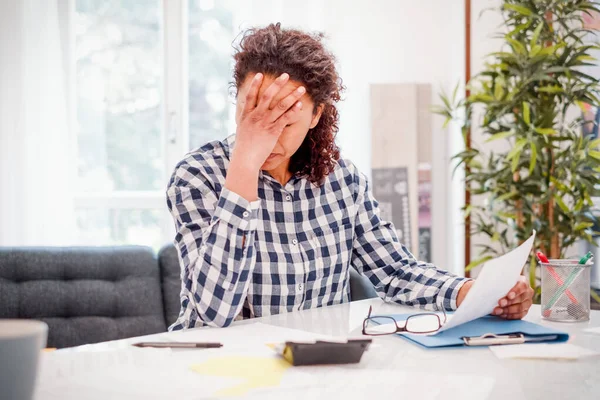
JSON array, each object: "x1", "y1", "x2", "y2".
[
  {"x1": 157, "y1": 244, "x2": 183, "y2": 328},
  {"x1": 349, "y1": 266, "x2": 378, "y2": 301},
  {"x1": 0, "y1": 246, "x2": 166, "y2": 348}
]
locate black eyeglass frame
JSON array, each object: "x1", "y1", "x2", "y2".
[{"x1": 361, "y1": 305, "x2": 447, "y2": 336}]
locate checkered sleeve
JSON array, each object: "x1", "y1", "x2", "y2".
[
  {"x1": 351, "y1": 171, "x2": 470, "y2": 311},
  {"x1": 166, "y1": 162, "x2": 261, "y2": 327}
]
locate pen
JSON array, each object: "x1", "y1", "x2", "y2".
[
  {"x1": 536, "y1": 251, "x2": 578, "y2": 304},
  {"x1": 535, "y1": 251, "x2": 550, "y2": 263},
  {"x1": 579, "y1": 251, "x2": 593, "y2": 265},
  {"x1": 543, "y1": 252, "x2": 594, "y2": 313},
  {"x1": 133, "y1": 342, "x2": 223, "y2": 349}
]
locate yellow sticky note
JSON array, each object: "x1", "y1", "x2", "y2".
[{"x1": 190, "y1": 356, "x2": 290, "y2": 397}]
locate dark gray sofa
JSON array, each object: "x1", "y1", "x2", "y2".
[{"x1": 0, "y1": 245, "x2": 377, "y2": 348}]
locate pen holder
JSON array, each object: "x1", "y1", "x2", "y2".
[{"x1": 540, "y1": 259, "x2": 591, "y2": 322}]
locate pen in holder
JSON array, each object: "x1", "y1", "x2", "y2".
[{"x1": 539, "y1": 257, "x2": 592, "y2": 322}]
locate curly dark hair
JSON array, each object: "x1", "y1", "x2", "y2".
[{"x1": 232, "y1": 23, "x2": 344, "y2": 184}]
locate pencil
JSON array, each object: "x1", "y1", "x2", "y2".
[{"x1": 133, "y1": 342, "x2": 223, "y2": 349}]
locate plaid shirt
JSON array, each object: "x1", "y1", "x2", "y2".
[{"x1": 166, "y1": 135, "x2": 468, "y2": 330}]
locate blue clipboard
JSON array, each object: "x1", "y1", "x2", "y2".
[{"x1": 372, "y1": 314, "x2": 569, "y2": 348}]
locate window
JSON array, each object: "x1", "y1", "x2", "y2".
[
  {"x1": 75, "y1": 0, "x2": 163, "y2": 192},
  {"x1": 72, "y1": 0, "x2": 235, "y2": 249},
  {"x1": 188, "y1": 0, "x2": 235, "y2": 149}
]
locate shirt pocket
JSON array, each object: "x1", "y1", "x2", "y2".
[{"x1": 309, "y1": 223, "x2": 353, "y2": 279}]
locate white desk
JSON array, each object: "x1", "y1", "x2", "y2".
[{"x1": 38, "y1": 299, "x2": 600, "y2": 400}]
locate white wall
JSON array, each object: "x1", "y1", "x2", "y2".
[{"x1": 236, "y1": 0, "x2": 467, "y2": 274}]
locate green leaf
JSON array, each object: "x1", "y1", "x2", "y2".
[
  {"x1": 488, "y1": 51, "x2": 516, "y2": 60},
  {"x1": 530, "y1": 22, "x2": 544, "y2": 48},
  {"x1": 554, "y1": 195, "x2": 570, "y2": 213},
  {"x1": 503, "y1": 4, "x2": 532, "y2": 16},
  {"x1": 590, "y1": 150, "x2": 600, "y2": 160},
  {"x1": 574, "y1": 222, "x2": 594, "y2": 231},
  {"x1": 576, "y1": 55, "x2": 596, "y2": 62},
  {"x1": 533, "y1": 286, "x2": 541, "y2": 303},
  {"x1": 537, "y1": 45, "x2": 562, "y2": 57},
  {"x1": 468, "y1": 159, "x2": 483, "y2": 169},
  {"x1": 537, "y1": 85, "x2": 563, "y2": 94},
  {"x1": 496, "y1": 191, "x2": 518, "y2": 202},
  {"x1": 529, "y1": 256, "x2": 537, "y2": 291},
  {"x1": 497, "y1": 211, "x2": 517, "y2": 220},
  {"x1": 507, "y1": 37, "x2": 527, "y2": 55},
  {"x1": 529, "y1": 142, "x2": 537, "y2": 174},
  {"x1": 507, "y1": 138, "x2": 527, "y2": 160},
  {"x1": 494, "y1": 82, "x2": 505, "y2": 99},
  {"x1": 440, "y1": 94, "x2": 451, "y2": 111},
  {"x1": 485, "y1": 131, "x2": 513, "y2": 142},
  {"x1": 550, "y1": 176, "x2": 568, "y2": 193},
  {"x1": 534, "y1": 127, "x2": 557, "y2": 135},
  {"x1": 592, "y1": 290, "x2": 600, "y2": 305},
  {"x1": 523, "y1": 102, "x2": 530, "y2": 125},
  {"x1": 452, "y1": 84, "x2": 459, "y2": 103},
  {"x1": 508, "y1": 21, "x2": 532, "y2": 37},
  {"x1": 468, "y1": 94, "x2": 494, "y2": 103},
  {"x1": 590, "y1": 138, "x2": 600, "y2": 149},
  {"x1": 431, "y1": 105, "x2": 447, "y2": 115},
  {"x1": 465, "y1": 255, "x2": 494, "y2": 272},
  {"x1": 464, "y1": 204, "x2": 472, "y2": 218},
  {"x1": 530, "y1": 45, "x2": 542, "y2": 56},
  {"x1": 574, "y1": 198, "x2": 584, "y2": 212},
  {"x1": 511, "y1": 152, "x2": 520, "y2": 172}
]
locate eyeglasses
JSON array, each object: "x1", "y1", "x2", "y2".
[{"x1": 362, "y1": 305, "x2": 447, "y2": 336}]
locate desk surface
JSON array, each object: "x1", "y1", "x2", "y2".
[{"x1": 41, "y1": 299, "x2": 600, "y2": 400}]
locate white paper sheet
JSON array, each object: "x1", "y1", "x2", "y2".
[
  {"x1": 583, "y1": 326, "x2": 600, "y2": 335},
  {"x1": 489, "y1": 343, "x2": 600, "y2": 360},
  {"x1": 169, "y1": 322, "x2": 344, "y2": 346},
  {"x1": 437, "y1": 231, "x2": 536, "y2": 333}
]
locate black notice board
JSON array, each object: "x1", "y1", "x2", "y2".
[{"x1": 371, "y1": 167, "x2": 411, "y2": 246}]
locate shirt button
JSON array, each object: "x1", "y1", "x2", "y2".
[
  {"x1": 297, "y1": 283, "x2": 303, "y2": 292},
  {"x1": 242, "y1": 211, "x2": 249, "y2": 218},
  {"x1": 292, "y1": 238, "x2": 298, "y2": 245},
  {"x1": 285, "y1": 195, "x2": 292, "y2": 201}
]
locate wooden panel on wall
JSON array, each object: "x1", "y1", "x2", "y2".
[
  {"x1": 417, "y1": 85, "x2": 433, "y2": 165},
  {"x1": 371, "y1": 83, "x2": 430, "y2": 255},
  {"x1": 417, "y1": 84, "x2": 433, "y2": 262}
]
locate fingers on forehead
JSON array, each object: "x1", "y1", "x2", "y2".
[{"x1": 264, "y1": 84, "x2": 302, "y2": 108}]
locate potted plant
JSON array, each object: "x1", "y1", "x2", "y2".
[{"x1": 436, "y1": 0, "x2": 600, "y2": 301}]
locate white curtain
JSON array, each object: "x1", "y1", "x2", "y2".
[{"x1": 0, "y1": 0, "x2": 76, "y2": 246}]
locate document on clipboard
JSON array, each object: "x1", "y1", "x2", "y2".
[
  {"x1": 379, "y1": 315, "x2": 569, "y2": 348},
  {"x1": 436, "y1": 231, "x2": 536, "y2": 334},
  {"x1": 367, "y1": 231, "x2": 569, "y2": 348}
]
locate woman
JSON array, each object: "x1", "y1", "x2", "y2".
[{"x1": 166, "y1": 24, "x2": 533, "y2": 330}]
